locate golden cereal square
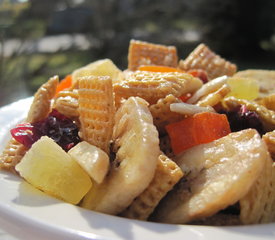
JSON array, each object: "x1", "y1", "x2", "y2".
[
  {"x1": 149, "y1": 94, "x2": 183, "y2": 135},
  {"x1": 179, "y1": 43, "x2": 237, "y2": 79},
  {"x1": 0, "y1": 138, "x2": 27, "y2": 173},
  {"x1": 128, "y1": 40, "x2": 178, "y2": 71},
  {"x1": 78, "y1": 76, "x2": 115, "y2": 154},
  {"x1": 114, "y1": 71, "x2": 202, "y2": 107},
  {"x1": 54, "y1": 90, "x2": 79, "y2": 119},
  {"x1": 120, "y1": 154, "x2": 183, "y2": 220},
  {"x1": 26, "y1": 75, "x2": 59, "y2": 123},
  {"x1": 240, "y1": 154, "x2": 275, "y2": 224}
]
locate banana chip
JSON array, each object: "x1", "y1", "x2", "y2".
[
  {"x1": 2, "y1": 39, "x2": 275, "y2": 226},
  {"x1": 81, "y1": 97, "x2": 160, "y2": 215},
  {"x1": 152, "y1": 129, "x2": 267, "y2": 224}
]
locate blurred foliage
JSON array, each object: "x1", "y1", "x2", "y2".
[
  {"x1": 1, "y1": 51, "x2": 91, "y2": 104},
  {"x1": 0, "y1": 0, "x2": 275, "y2": 106}
]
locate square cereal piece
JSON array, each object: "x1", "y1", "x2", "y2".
[
  {"x1": 149, "y1": 94, "x2": 183, "y2": 136},
  {"x1": 78, "y1": 76, "x2": 115, "y2": 154},
  {"x1": 0, "y1": 138, "x2": 27, "y2": 173},
  {"x1": 128, "y1": 40, "x2": 178, "y2": 71},
  {"x1": 179, "y1": 43, "x2": 237, "y2": 80},
  {"x1": 240, "y1": 153, "x2": 275, "y2": 224},
  {"x1": 120, "y1": 154, "x2": 183, "y2": 220},
  {"x1": 114, "y1": 71, "x2": 202, "y2": 107}
]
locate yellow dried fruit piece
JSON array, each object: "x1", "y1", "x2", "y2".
[
  {"x1": 226, "y1": 77, "x2": 259, "y2": 100},
  {"x1": 234, "y1": 69, "x2": 275, "y2": 98},
  {"x1": 15, "y1": 136, "x2": 92, "y2": 205},
  {"x1": 72, "y1": 59, "x2": 122, "y2": 84}
]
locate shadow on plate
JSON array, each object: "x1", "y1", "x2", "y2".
[
  {"x1": 12, "y1": 178, "x2": 62, "y2": 207},
  {"x1": 77, "y1": 202, "x2": 275, "y2": 240},
  {"x1": 77, "y1": 207, "x2": 181, "y2": 240}
]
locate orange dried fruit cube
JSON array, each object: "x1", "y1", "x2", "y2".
[
  {"x1": 138, "y1": 65, "x2": 183, "y2": 73},
  {"x1": 166, "y1": 112, "x2": 231, "y2": 154},
  {"x1": 56, "y1": 75, "x2": 72, "y2": 95}
]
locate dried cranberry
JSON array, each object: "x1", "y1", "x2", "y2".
[
  {"x1": 219, "y1": 105, "x2": 264, "y2": 135},
  {"x1": 10, "y1": 123, "x2": 40, "y2": 148},
  {"x1": 10, "y1": 110, "x2": 80, "y2": 151},
  {"x1": 188, "y1": 69, "x2": 209, "y2": 83}
]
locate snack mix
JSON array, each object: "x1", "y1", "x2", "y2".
[{"x1": 1, "y1": 39, "x2": 275, "y2": 226}]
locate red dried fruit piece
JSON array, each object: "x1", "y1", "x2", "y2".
[
  {"x1": 10, "y1": 110, "x2": 80, "y2": 151},
  {"x1": 10, "y1": 123, "x2": 40, "y2": 148},
  {"x1": 188, "y1": 69, "x2": 208, "y2": 83}
]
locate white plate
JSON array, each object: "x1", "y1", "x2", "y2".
[{"x1": 0, "y1": 98, "x2": 275, "y2": 240}]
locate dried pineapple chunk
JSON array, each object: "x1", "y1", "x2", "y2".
[
  {"x1": 72, "y1": 59, "x2": 122, "y2": 84},
  {"x1": 68, "y1": 141, "x2": 109, "y2": 184},
  {"x1": 15, "y1": 136, "x2": 92, "y2": 205},
  {"x1": 152, "y1": 129, "x2": 267, "y2": 224},
  {"x1": 234, "y1": 69, "x2": 275, "y2": 98}
]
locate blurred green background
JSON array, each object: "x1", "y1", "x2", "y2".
[{"x1": 1, "y1": 0, "x2": 275, "y2": 106}]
